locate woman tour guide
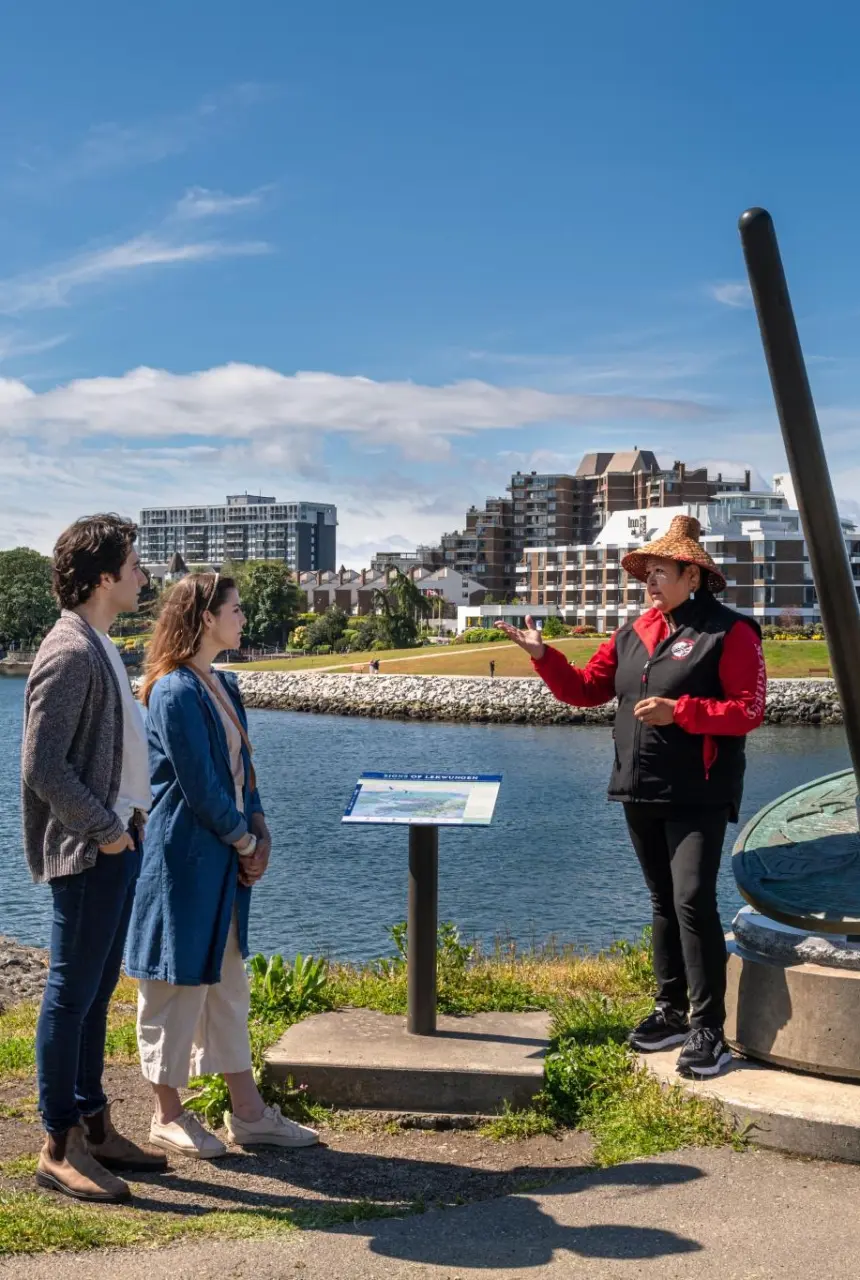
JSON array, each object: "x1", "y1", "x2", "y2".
[
  {"x1": 498, "y1": 515, "x2": 766, "y2": 1079},
  {"x1": 126, "y1": 573, "x2": 318, "y2": 1157}
]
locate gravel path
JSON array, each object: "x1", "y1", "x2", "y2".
[{"x1": 0, "y1": 1062, "x2": 593, "y2": 1218}]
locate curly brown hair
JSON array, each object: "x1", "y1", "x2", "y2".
[
  {"x1": 52, "y1": 514, "x2": 138, "y2": 610},
  {"x1": 139, "y1": 573, "x2": 237, "y2": 706}
]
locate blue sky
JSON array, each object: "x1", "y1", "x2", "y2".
[{"x1": 2, "y1": 2, "x2": 860, "y2": 564}]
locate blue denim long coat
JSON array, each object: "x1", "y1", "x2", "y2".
[{"x1": 125, "y1": 667, "x2": 264, "y2": 986}]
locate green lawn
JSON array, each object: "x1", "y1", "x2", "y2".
[{"x1": 230, "y1": 638, "x2": 832, "y2": 680}]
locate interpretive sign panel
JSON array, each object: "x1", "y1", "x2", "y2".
[{"x1": 343, "y1": 773, "x2": 502, "y2": 826}]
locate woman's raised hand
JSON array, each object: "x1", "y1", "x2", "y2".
[{"x1": 494, "y1": 616, "x2": 546, "y2": 661}]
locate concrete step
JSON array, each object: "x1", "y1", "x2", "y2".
[{"x1": 265, "y1": 1008, "x2": 551, "y2": 1113}]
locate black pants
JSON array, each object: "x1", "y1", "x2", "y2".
[{"x1": 624, "y1": 804, "x2": 729, "y2": 1030}]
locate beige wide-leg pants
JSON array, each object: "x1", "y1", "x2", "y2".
[{"x1": 136, "y1": 918, "x2": 253, "y2": 1087}]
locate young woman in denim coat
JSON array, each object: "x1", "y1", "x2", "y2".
[{"x1": 127, "y1": 573, "x2": 318, "y2": 1159}]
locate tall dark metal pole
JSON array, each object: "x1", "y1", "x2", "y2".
[
  {"x1": 407, "y1": 825, "x2": 438, "y2": 1035},
  {"x1": 739, "y1": 208, "x2": 860, "y2": 786}
]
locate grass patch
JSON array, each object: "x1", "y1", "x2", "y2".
[
  {"x1": 0, "y1": 1153, "x2": 38, "y2": 1179},
  {"x1": 0, "y1": 1190, "x2": 417, "y2": 1256},
  {"x1": 0, "y1": 1097, "x2": 37, "y2": 1122},
  {"x1": 232, "y1": 638, "x2": 830, "y2": 680},
  {"x1": 541, "y1": 993, "x2": 737, "y2": 1167},
  {"x1": 327, "y1": 925, "x2": 655, "y2": 1018},
  {"x1": 480, "y1": 1103, "x2": 557, "y2": 1142}
]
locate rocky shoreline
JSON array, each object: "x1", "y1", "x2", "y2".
[
  {"x1": 0, "y1": 936, "x2": 48, "y2": 1010},
  {"x1": 236, "y1": 672, "x2": 843, "y2": 727}
]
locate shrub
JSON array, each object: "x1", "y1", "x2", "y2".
[
  {"x1": 540, "y1": 616, "x2": 568, "y2": 639},
  {"x1": 461, "y1": 627, "x2": 507, "y2": 644},
  {"x1": 248, "y1": 952, "x2": 329, "y2": 1022},
  {"x1": 571, "y1": 625, "x2": 598, "y2": 636}
]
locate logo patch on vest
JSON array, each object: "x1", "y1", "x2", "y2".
[{"x1": 671, "y1": 639, "x2": 695, "y2": 660}]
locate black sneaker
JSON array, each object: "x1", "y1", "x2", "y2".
[
  {"x1": 628, "y1": 1005, "x2": 690, "y2": 1052},
  {"x1": 676, "y1": 1027, "x2": 734, "y2": 1078}
]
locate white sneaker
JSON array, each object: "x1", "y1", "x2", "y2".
[
  {"x1": 149, "y1": 1111, "x2": 227, "y2": 1160},
  {"x1": 225, "y1": 1103, "x2": 319, "y2": 1149}
]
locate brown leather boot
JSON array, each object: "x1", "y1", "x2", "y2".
[
  {"x1": 36, "y1": 1125, "x2": 131, "y2": 1203},
  {"x1": 82, "y1": 1104, "x2": 168, "y2": 1172}
]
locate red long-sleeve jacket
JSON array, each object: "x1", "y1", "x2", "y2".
[{"x1": 532, "y1": 599, "x2": 766, "y2": 816}]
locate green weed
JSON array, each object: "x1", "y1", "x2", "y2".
[
  {"x1": 541, "y1": 992, "x2": 737, "y2": 1165},
  {"x1": 480, "y1": 1103, "x2": 557, "y2": 1141},
  {"x1": 248, "y1": 952, "x2": 329, "y2": 1022}
]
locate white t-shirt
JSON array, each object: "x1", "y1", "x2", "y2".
[{"x1": 98, "y1": 634, "x2": 152, "y2": 826}]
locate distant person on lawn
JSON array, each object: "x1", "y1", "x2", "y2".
[
  {"x1": 497, "y1": 516, "x2": 766, "y2": 1080},
  {"x1": 128, "y1": 573, "x2": 318, "y2": 1158},
  {"x1": 22, "y1": 515, "x2": 167, "y2": 1204}
]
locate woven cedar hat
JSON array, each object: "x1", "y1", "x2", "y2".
[{"x1": 621, "y1": 514, "x2": 726, "y2": 593}]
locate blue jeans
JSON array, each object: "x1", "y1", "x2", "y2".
[{"x1": 36, "y1": 840, "x2": 141, "y2": 1134}]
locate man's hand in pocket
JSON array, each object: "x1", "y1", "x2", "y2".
[{"x1": 100, "y1": 832, "x2": 135, "y2": 855}]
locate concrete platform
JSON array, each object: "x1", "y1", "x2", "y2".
[
  {"x1": 265, "y1": 1008, "x2": 550, "y2": 1113},
  {"x1": 725, "y1": 936, "x2": 860, "y2": 1078},
  {"x1": 644, "y1": 1044, "x2": 860, "y2": 1162}
]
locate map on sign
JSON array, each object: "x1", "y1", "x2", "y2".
[{"x1": 342, "y1": 773, "x2": 502, "y2": 826}]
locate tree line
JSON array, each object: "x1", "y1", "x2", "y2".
[{"x1": 0, "y1": 550, "x2": 438, "y2": 654}]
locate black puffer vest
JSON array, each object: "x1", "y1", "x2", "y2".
[{"x1": 609, "y1": 595, "x2": 761, "y2": 820}]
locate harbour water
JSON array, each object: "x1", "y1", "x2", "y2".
[{"x1": 0, "y1": 679, "x2": 849, "y2": 963}]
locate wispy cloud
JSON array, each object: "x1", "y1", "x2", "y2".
[
  {"x1": 0, "y1": 236, "x2": 271, "y2": 315},
  {"x1": 12, "y1": 83, "x2": 274, "y2": 189},
  {"x1": 0, "y1": 331, "x2": 69, "y2": 362},
  {"x1": 709, "y1": 281, "x2": 752, "y2": 309},
  {"x1": 174, "y1": 185, "x2": 269, "y2": 220}
]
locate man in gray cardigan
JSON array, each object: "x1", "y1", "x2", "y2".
[{"x1": 22, "y1": 514, "x2": 167, "y2": 1203}]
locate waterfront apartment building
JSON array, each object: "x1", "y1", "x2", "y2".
[
  {"x1": 434, "y1": 451, "x2": 752, "y2": 602},
  {"x1": 139, "y1": 494, "x2": 338, "y2": 573},
  {"x1": 510, "y1": 452, "x2": 750, "y2": 548},
  {"x1": 512, "y1": 484, "x2": 860, "y2": 630}
]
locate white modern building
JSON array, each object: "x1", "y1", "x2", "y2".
[{"x1": 514, "y1": 481, "x2": 860, "y2": 630}]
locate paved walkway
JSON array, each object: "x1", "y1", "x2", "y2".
[{"x1": 7, "y1": 1146, "x2": 860, "y2": 1279}]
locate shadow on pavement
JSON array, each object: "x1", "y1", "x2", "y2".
[{"x1": 128, "y1": 1149, "x2": 705, "y2": 1270}]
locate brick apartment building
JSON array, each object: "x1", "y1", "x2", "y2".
[
  {"x1": 514, "y1": 483, "x2": 860, "y2": 630},
  {"x1": 434, "y1": 451, "x2": 751, "y2": 601}
]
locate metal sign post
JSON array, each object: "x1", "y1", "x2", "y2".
[
  {"x1": 407, "y1": 825, "x2": 439, "y2": 1034},
  {"x1": 343, "y1": 772, "x2": 502, "y2": 1037}
]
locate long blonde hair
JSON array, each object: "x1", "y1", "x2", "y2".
[{"x1": 139, "y1": 573, "x2": 236, "y2": 706}]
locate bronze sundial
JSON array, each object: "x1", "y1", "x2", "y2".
[{"x1": 733, "y1": 771, "x2": 860, "y2": 934}]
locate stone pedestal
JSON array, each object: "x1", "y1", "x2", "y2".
[
  {"x1": 725, "y1": 909, "x2": 860, "y2": 1079},
  {"x1": 265, "y1": 1008, "x2": 550, "y2": 1113}
]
